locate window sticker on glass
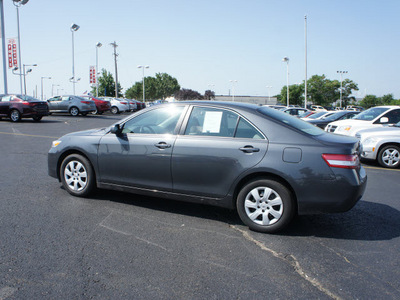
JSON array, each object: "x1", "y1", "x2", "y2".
[{"x1": 202, "y1": 111, "x2": 223, "y2": 133}]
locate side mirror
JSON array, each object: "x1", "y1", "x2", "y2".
[
  {"x1": 110, "y1": 124, "x2": 123, "y2": 135},
  {"x1": 380, "y1": 117, "x2": 389, "y2": 124}
]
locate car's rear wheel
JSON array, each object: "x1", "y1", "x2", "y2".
[
  {"x1": 81, "y1": 112, "x2": 88, "y2": 116},
  {"x1": 10, "y1": 109, "x2": 21, "y2": 122},
  {"x1": 32, "y1": 116, "x2": 42, "y2": 122},
  {"x1": 377, "y1": 145, "x2": 400, "y2": 168},
  {"x1": 236, "y1": 179, "x2": 295, "y2": 233},
  {"x1": 91, "y1": 108, "x2": 98, "y2": 115},
  {"x1": 111, "y1": 106, "x2": 119, "y2": 114},
  {"x1": 69, "y1": 107, "x2": 79, "y2": 116},
  {"x1": 60, "y1": 154, "x2": 95, "y2": 197}
]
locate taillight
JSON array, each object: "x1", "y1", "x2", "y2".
[
  {"x1": 22, "y1": 101, "x2": 35, "y2": 106},
  {"x1": 322, "y1": 154, "x2": 359, "y2": 169},
  {"x1": 121, "y1": 102, "x2": 127, "y2": 104},
  {"x1": 81, "y1": 101, "x2": 91, "y2": 104}
]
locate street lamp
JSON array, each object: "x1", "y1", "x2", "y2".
[
  {"x1": 51, "y1": 84, "x2": 59, "y2": 97},
  {"x1": 137, "y1": 65, "x2": 149, "y2": 102},
  {"x1": 96, "y1": 42, "x2": 102, "y2": 97},
  {"x1": 23, "y1": 63, "x2": 37, "y2": 95},
  {"x1": 337, "y1": 71, "x2": 348, "y2": 108},
  {"x1": 266, "y1": 86, "x2": 272, "y2": 104},
  {"x1": 229, "y1": 80, "x2": 237, "y2": 102},
  {"x1": 13, "y1": 0, "x2": 29, "y2": 94},
  {"x1": 70, "y1": 23, "x2": 80, "y2": 95},
  {"x1": 282, "y1": 57, "x2": 289, "y2": 106},
  {"x1": 0, "y1": 0, "x2": 8, "y2": 94},
  {"x1": 40, "y1": 76, "x2": 51, "y2": 100}
]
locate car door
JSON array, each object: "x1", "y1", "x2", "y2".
[
  {"x1": 47, "y1": 96, "x2": 61, "y2": 111},
  {"x1": 59, "y1": 96, "x2": 71, "y2": 112},
  {"x1": 171, "y1": 106, "x2": 268, "y2": 198},
  {"x1": 97, "y1": 105, "x2": 187, "y2": 191}
]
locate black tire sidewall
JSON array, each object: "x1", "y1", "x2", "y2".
[
  {"x1": 378, "y1": 145, "x2": 400, "y2": 169},
  {"x1": 237, "y1": 179, "x2": 295, "y2": 233},
  {"x1": 60, "y1": 154, "x2": 95, "y2": 197}
]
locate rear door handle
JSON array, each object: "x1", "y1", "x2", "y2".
[
  {"x1": 239, "y1": 146, "x2": 260, "y2": 153},
  {"x1": 155, "y1": 142, "x2": 171, "y2": 149}
]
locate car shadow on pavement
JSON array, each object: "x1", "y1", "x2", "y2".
[
  {"x1": 88, "y1": 189, "x2": 400, "y2": 241},
  {"x1": 284, "y1": 200, "x2": 400, "y2": 241}
]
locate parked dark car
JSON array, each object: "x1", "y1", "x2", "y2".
[
  {"x1": 81, "y1": 96, "x2": 111, "y2": 115},
  {"x1": 48, "y1": 101, "x2": 367, "y2": 233},
  {"x1": 307, "y1": 110, "x2": 360, "y2": 129},
  {"x1": 0, "y1": 94, "x2": 49, "y2": 122}
]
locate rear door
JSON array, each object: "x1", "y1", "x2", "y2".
[
  {"x1": 171, "y1": 106, "x2": 268, "y2": 198},
  {"x1": 0, "y1": 95, "x2": 11, "y2": 116}
]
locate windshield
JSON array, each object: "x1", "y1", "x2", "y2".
[
  {"x1": 306, "y1": 111, "x2": 326, "y2": 119},
  {"x1": 353, "y1": 107, "x2": 389, "y2": 121},
  {"x1": 257, "y1": 107, "x2": 324, "y2": 136}
]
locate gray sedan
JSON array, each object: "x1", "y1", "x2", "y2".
[
  {"x1": 47, "y1": 95, "x2": 96, "y2": 116},
  {"x1": 48, "y1": 102, "x2": 367, "y2": 233}
]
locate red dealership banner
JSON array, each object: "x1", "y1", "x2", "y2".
[
  {"x1": 7, "y1": 39, "x2": 18, "y2": 69},
  {"x1": 89, "y1": 66, "x2": 96, "y2": 84}
]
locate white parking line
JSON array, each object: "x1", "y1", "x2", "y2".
[{"x1": 0, "y1": 131, "x2": 58, "y2": 139}]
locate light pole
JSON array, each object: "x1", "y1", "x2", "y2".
[
  {"x1": 51, "y1": 84, "x2": 59, "y2": 97},
  {"x1": 282, "y1": 57, "x2": 289, "y2": 106},
  {"x1": 229, "y1": 80, "x2": 237, "y2": 102},
  {"x1": 96, "y1": 42, "x2": 102, "y2": 97},
  {"x1": 40, "y1": 76, "x2": 51, "y2": 100},
  {"x1": 266, "y1": 86, "x2": 272, "y2": 104},
  {"x1": 70, "y1": 23, "x2": 80, "y2": 95},
  {"x1": 337, "y1": 71, "x2": 348, "y2": 108},
  {"x1": 57, "y1": 88, "x2": 64, "y2": 95},
  {"x1": 304, "y1": 15, "x2": 308, "y2": 109},
  {"x1": 110, "y1": 41, "x2": 119, "y2": 98},
  {"x1": 23, "y1": 63, "x2": 36, "y2": 95},
  {"x1": 13, "y1": 0, "x2": 29, "y2": 94},
  {"x1": 0, "y1": 0, "x2": 8, "y2": 94},
  {"x1": 137, "y1": 65, "x2": 149, "y2": 102}
]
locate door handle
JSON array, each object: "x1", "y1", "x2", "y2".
[
  {"x1": 239, "y1": 146, "x2": 260, "y2": 153},
  {"x1": 154, "y1": 142, "x2": 171, "y2": 149}
]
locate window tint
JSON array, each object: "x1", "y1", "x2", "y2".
[
  {"x1": 235, "y1": 118, "x2": 263, "y2": 139},
  {"x1": 185, "y1": 107, "x2": 238, "y2": 137},
  {"x1": 382, "y1": 109, "x2": 400, "y2": 123},
  {"x1": 122, "y1": 105, "x2": 184, "y2": 134},
  {"x1": 1, "y1": 96, "x2": 11, "y2": 102}
]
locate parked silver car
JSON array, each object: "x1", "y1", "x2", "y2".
[
  {"x1": 47, "y1": 95, "x2": 96, "y2": 116},
  {"x1": 356, "y1": 122, "x2": 400, "y2": 168},
  {"x1": 99, "y1": 97, "x2": 130, "y2": 114}
]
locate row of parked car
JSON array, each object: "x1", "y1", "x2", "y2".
[
  {"x1": 0, "y1": 94, "x2": 146, "y2": 122},
  {"x1": 270, "y1": 104, "x2": 400, "y2": 169}
]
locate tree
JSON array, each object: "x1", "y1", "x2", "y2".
[
  {"x1": 306, "y1": 75, "x2": 340, "y2": 107},
  {"x1": 280, "y1": 84, "x2": 304, "y2": 106},
  {"x1": 125, "y1": 82, "x2": 142, "y2": 100},
  {"x1": 340, "y1": 78, "x2": 359, "y2": 107},
  {"x1": 359, "y1": 95, "x2": 382, "y2": 108},
  {"x1": 204, "y1": 90, "x2": 215, "y2": 100},
  {"x1": 154, "y1": 73, "x2": 180, "y2": 99},
  {"x1": 91, "y1": 69, "x2": 123, "y2": 97},
  {"x1": 381, "y1": 94, "x2": 395, "y2": 105},
  {"x1": 175, "y1": 89, "x2": 203, "y2": 100}
]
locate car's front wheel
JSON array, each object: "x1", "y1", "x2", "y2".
[
  {"x1": 236, "y1": 179, "x2": 295, "y2": 233},
  {"x1": 377, "y1": 145, "x2": 400, "y2": 168},
  {"x1": 10, "y1": 109, "x2": 21, "y2": 122},
  {"x1": 60, "y1": 154, "x2": 95, "y2": 197}
]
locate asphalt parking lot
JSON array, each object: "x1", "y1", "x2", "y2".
[{"x1": 0, "y1": 113, "x2": 399, "y2": 300}]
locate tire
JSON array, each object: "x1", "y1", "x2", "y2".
[
  {"x1": 236, "y1": 179, "x2": 295, "y2": 233},
  {"x1": 111, "y1": 106, "x2": 119, "y2": 114},
  {"x1": 69, "y1": 107, "x2": 79, "y2": 116},
  {"x1": 377, "y1": 145, "x2": 400, "y2": 169},
  {"x1": 32, "y1": 116, "x2": 42, "y2": 122},
  {"x1": 60, "y1": 154, "x2": 95, "y2": 197},
  {"x1": 81, "y1": 112, "x2": 88, "y2": 116},
  {"x1": 90, "y1": 109, "x2": 98, "y2": 115},
  {"x1": 10, "y1": 109, "x2": 21, "y2": 122}
]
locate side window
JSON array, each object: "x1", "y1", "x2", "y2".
[
  {"x1": 122, "y1": 106, "x2": 184, "y2": 134},
  {"x1": 61, "y1": 96, "x2": 69, "y2": 101},
  {"x1": 382, "y1": 109, "x2": 400, "y2": 123},
  {"x1": 235, "y1": 118, "x2": 264, "y2": 139},
  {"x1": 185, "y1": 107, "x2": 238, "y2": 137},
  {"x1": 1, "y1": 96, "x2": 11, "y2": 102}
]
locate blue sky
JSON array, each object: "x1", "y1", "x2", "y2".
[{"x1": 1, "y1": 0, "x2": 399, "y2": 99}]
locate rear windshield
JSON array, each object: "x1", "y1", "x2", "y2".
[
  {"x1": 17, "y1": 95, "x2": 39, "y2": 102},
  {"x1": 353, "y1": 107, "x2": 389, "y2": 121},
  {"x1": 257, "y1": 107, "x2": 324, "y2": 136}
]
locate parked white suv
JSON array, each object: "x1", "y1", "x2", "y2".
[{"x1": 325, "y1": 106, "x2": 400, "y2": 136}]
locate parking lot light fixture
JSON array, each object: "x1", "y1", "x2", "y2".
[
  {"x1": 41, "y1": 76, "x2": 51, "y2": 100},
  {"x1": 23, "y1": 63, "x2": 37, "y2": 95},
  {"x1": 70, "y1": 23, "x2": 80, "y2": 95},
  {"x1": 229, "y1": 80, "x2": 237, "y2": 102},
  {"x1": 337, "y1": 71, "x2": 348, "y2": 108},
  {"x1": 137, "y1": 65, "x2": 149, "y2": 102},
  {"x1": 96, "y1": 42, "x2": 102, "y2": 97},
  {"x1": 282, "y1": 57, "x2": 289, "y2": 106}
]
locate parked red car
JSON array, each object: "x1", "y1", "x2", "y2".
[
  {"x1": 82, "y1": 96, "x2": 111, "y2": 114},
  {"x1": 0, "y1": 94, "x2": 49, "y2": 122}
]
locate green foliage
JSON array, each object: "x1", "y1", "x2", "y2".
[
  {"x1": 91, "y1": 69, "x2": 123, "y2": 97},
  {"x1": 306, "y1": 75, "x2": 340, "y2": 106},
  {"x1": 204, "y1": 90, "x2": 215, "y2": 100},
  {"x1": 175, "y1": 89, "x2": 203, "y2": 100},
  {"x1": 280, "y1": 84, "x2": 304, "y2": 106},
  {"x1": 125, "y1": 73, "x2": 180, "y2": 100},
  {"x1": 359, "y1": 95, "x2": 382, "y2": 108}
]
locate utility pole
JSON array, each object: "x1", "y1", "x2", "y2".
[
  {"x1": 0, "y1": 0, "x2": 8, "y2": 94},
  {"x1": 110, "y1": 41, "x2": 119, "y2": 98}
]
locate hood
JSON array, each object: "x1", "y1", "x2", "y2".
[
  {"x1": 64, "y1": 127, "x2": 107, "y2": 138},
  {"x1": 357, "y1": 126, "x2": 400, "y2": 140}
]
